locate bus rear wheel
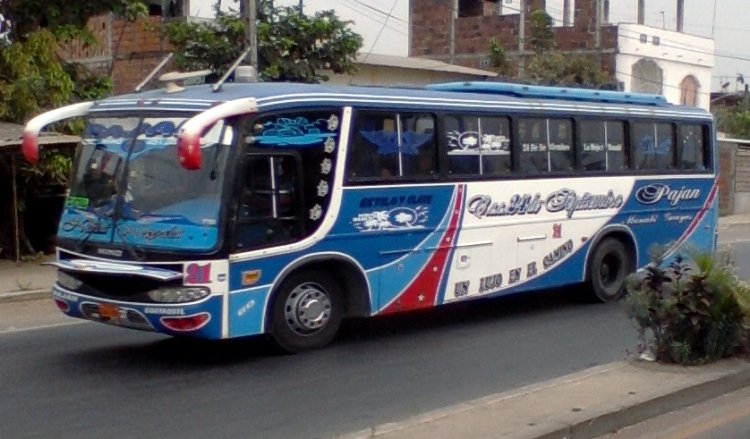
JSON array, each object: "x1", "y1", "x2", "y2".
[
  {"x1": 269, "y1": 271, "x2": 343, "y2": 353},
  {"x1": 586, "y1": 238, "x2": 632, "y2": 302}
]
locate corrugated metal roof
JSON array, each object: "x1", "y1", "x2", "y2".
[
  {"x1": 357, "y1": 53, "x2": 497, "y2": 77},
  {"x1": 0, "y1": 122, "x2": 79, "y2": 148}
]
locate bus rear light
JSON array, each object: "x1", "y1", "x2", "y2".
[
  {"x1": 161, "y1": 313, "x2": 211, "y2": 332},
  {"x1": 54, "y1": 299, "x2": 70, "y2": 313}
]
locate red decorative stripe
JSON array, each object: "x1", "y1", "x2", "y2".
[{"x1": 381, "y1": 186, "x2": 464, "y2": 314}]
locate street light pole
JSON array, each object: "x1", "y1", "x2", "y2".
[{"x1": 241, "y1": 0, "x2": 258, "y2": 70}]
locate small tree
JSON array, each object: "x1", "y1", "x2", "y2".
[
  {"x1": 164, "y1": 4, "x2": 362, "y2": 83},
  {"x1": 487, "y1": 38, "x2": 510, "y2": 76},
  {"x1": 528, "y1": 9, "x2": 555, "y2": 54},
  {"x1": 625, "y1": 248, "x2": 750, "y2": 365}
]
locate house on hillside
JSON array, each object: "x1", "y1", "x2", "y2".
[{"x1": 410, "y1": 0, "x2": 714, "y2": 110}]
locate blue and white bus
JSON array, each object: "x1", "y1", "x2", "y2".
[{"x1": 23, "y1": 80, "x2": 717, "y2": 352}]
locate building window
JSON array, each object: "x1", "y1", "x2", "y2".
[
  {"x1": 680, "y1": 75, "x2": 700, "y2": 107},
  {"x1": 631, "y1": 59, "x2": 663, "y2": 95}
]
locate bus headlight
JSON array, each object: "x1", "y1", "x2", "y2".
[
  {"x1": 58, "y1": 271, "x2": 83, "y2": 290},
  {"x1": 147, "y1": 287, "x2": 210, "y2": 303}
]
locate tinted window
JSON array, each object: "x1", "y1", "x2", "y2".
[
  {"x1": 633, "y1": 122, "x2": 674, "y2": 170},
  {"x1": 445, "y1": 115, "x2": 511, "y2": 176},
  {"x1": 581, "y1": 120, "x2": 626, "y2": 172},
  {"x1": 518, "y1": 118, "x2": 573, "y2": 173},
  {"x1": 679, "y1": 124, "x2": 706, "y2": 170},
  {"x1": 348, "y1": 112, "x2": 436, "y2": 180}
]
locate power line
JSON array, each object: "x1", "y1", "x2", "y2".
[
  {"x1": 333, "y1": 0, "x2": 406, "y2": 36},
  {"x1": 348, "y1": 0, "x2": 407, "y2": 24}
]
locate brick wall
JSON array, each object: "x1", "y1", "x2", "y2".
[
  {"x1": 64, "y1": 15, "x2": 172, "y2": 94},
  {"x1": 718, "y1": 142, "x2": 736, "y2": 215},
  {"x1": 410, "y1": 0, "x2": 617, "y2": 74}
]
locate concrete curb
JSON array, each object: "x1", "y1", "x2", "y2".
[
  {"x1": 0, "y1": 289, "x2": 51, "y2": 304},
  {"x1": 339, "y1": 359, "x2": 750, "y2": 439},
  {"x1": 536, "y1": 361, "x2": 750, "y2": 439}
]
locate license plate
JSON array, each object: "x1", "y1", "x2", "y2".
[{"x1": 99, "y1": 303, "x2": 120, "y2": 320}]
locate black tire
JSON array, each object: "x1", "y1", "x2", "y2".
[
  {"x1": 586, "y1": 237, "x2": 632, "y2": 302},
  {"x1": 269, "y1": 270, "x2": 343, "y2": 353}
]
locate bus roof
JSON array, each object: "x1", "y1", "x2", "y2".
[{"x1": 90, "y1": 81, "x2": 711, "y2": 120}]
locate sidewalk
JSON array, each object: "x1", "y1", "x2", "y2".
[{"x1": 0, "y1": 254, "x2": 56, "y2": 303}]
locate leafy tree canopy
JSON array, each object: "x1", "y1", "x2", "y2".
[
  {"x1": 528, "y1": 9, "x2": 555, "y2": 54},
  {"x1": 716, "y1": 105, "x2": 750, "y2": 140},
  {"x1": 526, "y1": 51, "x2": 616, "y2": 89},
  {"x1": 0, "y1": 0, "x2": 147, "y2": 43},
  {"x1": 164, "y1": 3, "x2": 363, "y2": 83}
]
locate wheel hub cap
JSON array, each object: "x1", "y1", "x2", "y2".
[{"x1": 284, "y1": 283, "x2": 331, "y2": 335}]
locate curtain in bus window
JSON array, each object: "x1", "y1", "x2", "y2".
[
  {"x1": 548, "y1": 119, "x2": 573, "y2": 171},
  {"x1": 518, "y1": 118, "x2": 549, "y2": 173},
  {"x1": 679, "y1": 125, "x2": 705, "y2": 170}
]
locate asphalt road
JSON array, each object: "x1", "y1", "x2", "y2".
[{"x1": 1, "y1": 228, "x2": 748, "y2": 439}]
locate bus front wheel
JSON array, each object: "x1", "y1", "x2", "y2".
[
  {"x1": 269, "y1": 271, "x2": 343, "y2": 353},
  {"x1": 586, "y1": 238, "x2": 632, "y2": 303}
]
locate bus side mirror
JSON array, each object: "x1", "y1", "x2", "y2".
[
  {"x1": 22, "y1": 102, "x2": 94, "y2": 164},
  {"x1": 176, "y1": 98, "x2": 259, "y2": 170}
]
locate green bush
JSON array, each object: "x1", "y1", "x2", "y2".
[{"x1": 625, "y1": 248, "x2": 750, "y2": 365}]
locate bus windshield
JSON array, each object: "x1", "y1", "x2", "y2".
[{"x1": 60, "y1": 116, "x2": 231, "y2": 254}]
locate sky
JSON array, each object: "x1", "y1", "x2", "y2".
[{"x1": 193, "y1": 0, "x2": 750, "y2": 92}]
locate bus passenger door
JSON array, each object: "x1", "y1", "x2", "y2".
[{"x1": 234, "y1": 153, "x2": 304, "y2": 251}]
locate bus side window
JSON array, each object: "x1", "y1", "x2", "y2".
[
  {"x1": 605, "y1": 122, "x2": 626, "y2": 171},
  {"x1": 580, "y1": 120, "x2": 607, "y2": 171},
  {"x1": 633, "y1": 122, "x2": 675, "y2": 171},
  {"x1": 480, "y1": 116, "x2": 511, "y2": 176},
  {"x1": 518, "y1": 118, "x2": 548, "y2": 174},
  {"x1": 401, "y1": 114, "x2": 437, "y2": 178},
  {"x1": 581, "y1": 120, "x2": 625, "y2": 172},
  {"x1": 679, "y1": 124, "x2": 706, "y2": 170},
  {"x1": 548, "y1": 119, "x2": 573, "y2": 172},
  {"x1": 445, "y1": 115, "x2": 480, "y2": 175},
  {"x1": 655, "y1": 123, "x2": 675, "y2": 170},
  {"x1": 348, "y1": 113, "x2": 390, "y2": 179}
]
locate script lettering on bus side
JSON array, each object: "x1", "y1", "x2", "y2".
[
  {"x1": 61, "y1": 218, "x2": 111, "y2": 234},
  {"x1": 467, "y1": 189, "x2": 623, "y2": 219},
  {"x1": 635, "y1": 183, "x2": 701, "y2": 206}
]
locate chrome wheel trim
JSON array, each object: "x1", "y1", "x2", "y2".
[{"x1": 284, "y1": 282, "x2": 332, "y2": 335}]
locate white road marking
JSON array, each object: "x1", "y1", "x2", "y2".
[{"x1": 0, "y1": 320, "x2": 87, "y2": 335}]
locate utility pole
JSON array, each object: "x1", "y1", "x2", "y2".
[
  {"x1": 241, "y1": 0, "x2": 258, "y2": 70},
  {"x1": 676, "y1": 0, "x2": 684, "y2": 32},
  {"x1": 637, "y1": 0, "x2": 645, "y2": 25},
  {"x1": 449, "y1": 0, "x2": 457, "y2": 64},
  {"x1": 518, "y1": 0, "x2": 525, "y2": 79}
]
